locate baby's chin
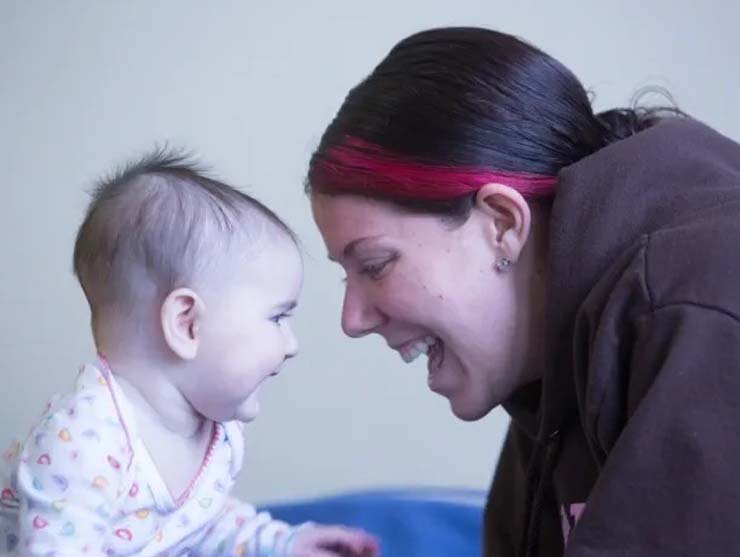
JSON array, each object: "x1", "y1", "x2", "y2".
[{"x1": 233, "y1": 393, "x2": 261, "y2": 423}]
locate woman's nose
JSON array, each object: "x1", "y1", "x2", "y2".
[{"x1": 341, "y1": 282, "x2": 385, "y2": 338}]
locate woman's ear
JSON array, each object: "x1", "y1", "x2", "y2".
[
  {"x1": 160, "y1": 288, "x2": 204, "y2": 360},
  {"x1": 474, "y1": 183, "x2": 532, "y2": 262}
]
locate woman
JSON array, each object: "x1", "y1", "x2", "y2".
[{"x1": 306, "y1": 27, "x2": 740, "y2": 557}]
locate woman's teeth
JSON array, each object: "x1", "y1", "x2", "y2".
[{"x1": 400, "y1": 337, "x2": 438, "y2": 363}]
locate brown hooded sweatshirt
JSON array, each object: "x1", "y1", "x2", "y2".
[{"x1": 484, "y1": 118, "x2": 740, "y2": 557}]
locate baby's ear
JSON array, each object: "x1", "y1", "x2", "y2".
[{"x1": 160, "y1": 288, "x2": 204, "y2": 360}]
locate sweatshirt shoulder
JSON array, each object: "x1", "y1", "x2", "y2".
[{"x1": 645, "y1": 216, "x2": 740, "y2": 321}]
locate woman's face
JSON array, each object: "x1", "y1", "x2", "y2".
[{"x1": 311, "y1": 190, "x2": 545, "y2": 421}]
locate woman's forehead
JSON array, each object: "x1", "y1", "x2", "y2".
[
  {"x1": 312, "y1": 193, "x2": 439, "y2": 230},
  {"x1": 313, "y1": 193, "x2": 393, "y2": 220},
  {"x1": 312, "y1": 193, "x2": 457, "y2": 260}
]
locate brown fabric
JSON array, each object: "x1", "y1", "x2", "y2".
[{"x1": 484, "y1": 119, "x2": 740, "y2": 556}]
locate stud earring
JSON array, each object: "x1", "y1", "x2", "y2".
[{"x1": 494, "y1": 257, "x2": 513, "y2": 273}]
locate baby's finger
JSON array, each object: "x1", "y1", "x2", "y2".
[
  {"x1": 354, "y1": 531, "x2": 380, "y2": 556},
  {"x1": 294, "y1": 549, "x2": 337, "y2": 557},
  {"x1": 318, "y1": 526, "x2": 378, "y2": 553}
]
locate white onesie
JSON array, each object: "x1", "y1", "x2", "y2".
[{"x1": 0, "y1": 360, "x2": 301, "y2": 557}]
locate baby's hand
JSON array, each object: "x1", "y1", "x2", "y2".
[{"x1": 290, "y1": 524, "x2": 380, "y2": 557}]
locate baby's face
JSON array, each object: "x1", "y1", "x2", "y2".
[{"x1": 184, "y1": 235, "x2": 303, "y2": 423}]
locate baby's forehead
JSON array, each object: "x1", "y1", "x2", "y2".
[
  {"x1": 216, "y1": 232, "x2": 302, "y2": 285},
  {"x1": 229, "y1": 221, "x2": 301, "y2": 260}
]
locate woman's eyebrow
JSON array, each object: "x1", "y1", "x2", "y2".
[{"x1": 328, "y1": 235, "x2": 384, "y2": 262}]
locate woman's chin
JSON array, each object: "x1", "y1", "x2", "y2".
[
  {"x1": 448, "y1": 397, "x2": 493, "y2": 422},
  {"x1": 446, "y1": 382, "x2": 498, "y2": 422}
]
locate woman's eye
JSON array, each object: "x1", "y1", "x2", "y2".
[{"x1": 360, "y1": 259, "x2": 391, "y2": 279}]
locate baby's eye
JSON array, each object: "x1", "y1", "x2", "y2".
[{"x1": 270, "y1": 312, "x2": 292, "y2": 324}]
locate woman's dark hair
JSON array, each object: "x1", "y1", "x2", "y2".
[{"x1": 307, "y1": 27, "x2": 685, "y2": 221}]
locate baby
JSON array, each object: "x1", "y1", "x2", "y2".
[{"x1": 0, "y1": 150, "x2": 379, "y2": 557}]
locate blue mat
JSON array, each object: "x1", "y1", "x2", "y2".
[{"x1": 262, "y1": 487, "x2": 484, "y2": 557}]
